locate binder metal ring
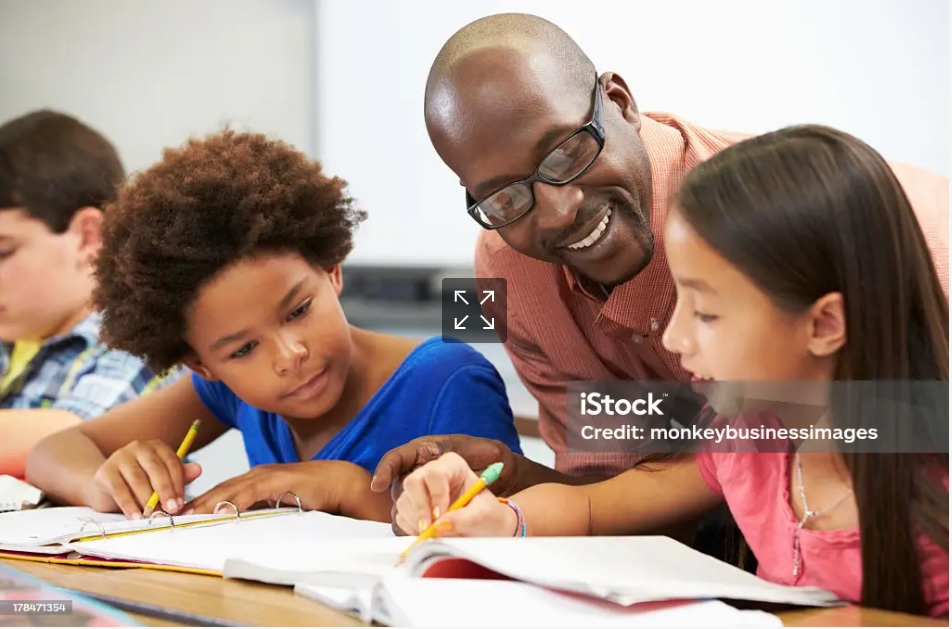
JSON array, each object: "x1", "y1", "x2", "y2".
[
  {"x1": 80, "y1": 519, "x2": 107, "y2": 540},
  {"x1": 274, "y1": 492, "x2": 304, "y2": 513},
  {"x1": 148, "y1": 510, "x2": 176, "y2": 528},
  {"x1": 214, "y1": 500, "x2": 241, "y2": 519}
]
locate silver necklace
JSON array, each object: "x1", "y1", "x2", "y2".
[{"x1": 792, "y1": 453, "x2": 853, "y2": 577}]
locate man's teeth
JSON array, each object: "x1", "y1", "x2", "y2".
[{"x1": 567, "y1": 209, "x2": 612, "y2": 250}]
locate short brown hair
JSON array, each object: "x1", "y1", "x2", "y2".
[
  {"x1": 0, "y1": 110, "x2": 124, "y2": 231},
  {"x1": 94, "y1": 129, "x2": 367, "y2": 373}
]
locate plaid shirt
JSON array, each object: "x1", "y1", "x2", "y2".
[{"x1": 0, "y1": 312, "x2": 180, "y2": 419}]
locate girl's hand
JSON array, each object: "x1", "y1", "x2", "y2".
[
  {"x1": 181, "y1": 460, "x2": 391, "y2": 522},
  {"x1": 394, "y1": 452, "x2": 516, "y2": 537},
  {"x1": 91, "y1": 439, "x2": 202, "y2": 519}
]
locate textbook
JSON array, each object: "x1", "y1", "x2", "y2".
[
  {"x1": 295, "y1": 576, "x2": 786, "y2": 627},
  {"x1": 220, "y1": 536, "x2": 840, "y2": 608},
  {"x1": 0, "y1": 475, "x2": 45, "y2": 512}
]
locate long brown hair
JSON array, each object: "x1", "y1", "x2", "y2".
[{"x1": 674, "y1": 124, "x2": 948, "y2": 615}]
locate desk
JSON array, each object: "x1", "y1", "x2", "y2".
[{"x1": 1, "y1": 559, "x2": 944, "y2": 627}]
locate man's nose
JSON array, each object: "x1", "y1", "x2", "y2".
[{"x1": 531, "y1": 183, "x2": 584, "y2": 235}]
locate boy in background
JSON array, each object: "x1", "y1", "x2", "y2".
[{"x1": 0, "y1": 110, "x2": 177, "y2": 478}]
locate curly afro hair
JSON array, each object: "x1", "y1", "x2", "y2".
[{"x1": 94, "y1": 129, "x2": 367, "y2": 374}]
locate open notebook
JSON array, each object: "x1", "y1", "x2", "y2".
[
  {"x1": 0, "y1": 503, "x2": 393, "y2": 574},
  {"x1": 221, "y1": 536, "x2": 840, "y2": 627},
  {"x1": 0, "y1": 475, "x2": 45, "y2": 512},
  {"x1": 296, "y1": 577, "x2": 786, "y2": 627},
  {"x1": 60, "y1": 525, "x2": 840, "y2": 616},
  {"x1": 218, "y1": 536, "x2": 840, "y2": 608}
]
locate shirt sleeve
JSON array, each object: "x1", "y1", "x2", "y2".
[
  {"x1": 190, "y1": 371, "x2": 240, "y2": 429},
  {"x1": 694, "y1": 451, "x2": 723, "y2": 496},
  {"x1": 52, "y1": 350, "x2": 181, "y2": 420},
  {"x1": 426, "y1": 363, "x2": 524, "y2": 456},
  {"x1": 890, "y1": 160, "x2": 949, "y2": 296}
]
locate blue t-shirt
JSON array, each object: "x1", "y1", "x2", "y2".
[{"x1": 191, "y1": 337, "x2": 523, "y2": 471}]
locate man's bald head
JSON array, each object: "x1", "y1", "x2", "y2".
[
  {"x1": 425, "y1": 14, "x2": 656, "y2": 288},
  {"x1": 425, "y1": 13, "x2": 595, "y2": 147}
]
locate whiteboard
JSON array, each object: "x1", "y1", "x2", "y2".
[
  {"x1": 0, "y1": 0, "x2": 316, "y2": 176},
  {"x1": 314, "y1": 0, "x2": 948, "y2": 266}
]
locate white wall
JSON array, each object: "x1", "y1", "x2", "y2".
[
  {"x1": 315, "y1": 0, "x2": 949, "y2": 266},
  {"x1": 0, "y1": 0, "x2": 316, "y2": 174}
]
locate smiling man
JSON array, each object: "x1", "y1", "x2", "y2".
[{"x1": 372, "y1": 13, "x2": 949, "y2": 500}]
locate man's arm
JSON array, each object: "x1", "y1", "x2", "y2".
[
  {"x1": 0, "y1": 409, "x2": 82, "y2": 477},
  {"x1": 370, "y1": 434, "x2": 606, "y2": 499}
]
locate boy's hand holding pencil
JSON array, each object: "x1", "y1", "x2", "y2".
[{"x1": 91, "y1": 420, "x2": 203, "y2": 520}]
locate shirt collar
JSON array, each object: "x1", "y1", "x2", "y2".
[
  {"x1": 0, "y1": 311, "x2": 100, "y2": 373},
  {"x1": 565, "y1": 114, "x2": 685, "y2": 337}
]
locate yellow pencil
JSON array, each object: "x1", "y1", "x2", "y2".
[
  {"x1": 396, "y1": 462, "x2": 504, "y2": 564},
  {"x1": 144, "y1": 419, "x2": 202, "y2": 514}
]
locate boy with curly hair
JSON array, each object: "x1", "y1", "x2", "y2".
[
  {"x1": 26, "y1": 129, "x2": 522, "y2": 522},
  {"x1": 0, "y1": 110, "x2": 176, "y2": 479}
]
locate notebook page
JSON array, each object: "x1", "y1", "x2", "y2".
[
  {"x1": 72, "y1": 511, "x2": 395, "y2": 572},
  {"x1": 0, "y1": 507, "x2": 127, "y2": 551},
  {"x1": 407, "y1": 536, "x2": 840, "y2": 608},
  {"x1": 301, "y1": 577, "x2": 784, "y2": 628},
  {"x1": 0, "y1": 505, "x2": 300, "y2": 552},
  {"x1": 0, "y1": 476, "x2": 44, "y2": 512},
  {"x1": 224, "y1": 537, "x2": 407, "y2": 585}
]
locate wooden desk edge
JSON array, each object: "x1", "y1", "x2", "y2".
[{"x1": 0, "y1": 558, "x2": 944, "y2": 627}]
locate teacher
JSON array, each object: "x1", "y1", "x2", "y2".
[{"x1": 372, "y1": 13, "x2": 949, "y2": 510}]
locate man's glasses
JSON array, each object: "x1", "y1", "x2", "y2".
[{"x1": 465, "y1": 76, "x2": 606, "y2": 230}]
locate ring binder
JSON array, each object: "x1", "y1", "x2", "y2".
[
  {"x1": 79, "y1": 519, "x2": 107, "y2": 540},
  {"x1": 148, "y1": 511, "x2": 176, "y2": 528},
  {"x1": 274, "y1": 492, "x2": 304, "y2": 513},
  {"x1": 214, "y1": 501, "x2": 241, "y2": 519}
]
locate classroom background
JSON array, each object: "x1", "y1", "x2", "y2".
[{"x1": 1, "y1": 0, "x2": 946, "y2": 496}]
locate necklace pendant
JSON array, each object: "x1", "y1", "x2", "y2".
[{"x1": 792, "y1": 531, "x2": 802, "y2": 577}]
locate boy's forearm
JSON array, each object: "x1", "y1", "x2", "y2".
[
  {"x1": 0, "y1": 409, "x2": 83, "y2": 477},
  {"x1": 25, "y1": 429, "x2": 113, "y2": 510}
]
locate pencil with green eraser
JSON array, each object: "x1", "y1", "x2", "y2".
[{"x1": 143, "y1": 419, "x2": 201, "y2": 514}]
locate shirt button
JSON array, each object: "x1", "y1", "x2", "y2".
[
  {"x1": 631, "y1": 334, "x2": 644, "y2": 344},
  {"x1": 650, "y1": 318, "x2": 660, "y2": 332}
]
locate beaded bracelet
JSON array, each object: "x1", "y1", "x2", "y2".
[{"x1": 497, "y1": 497, "x2": 527, "y2": 537}]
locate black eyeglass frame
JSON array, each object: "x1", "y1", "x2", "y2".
[{"x1": 464, "y1": 75, "x2": 606, "y2": 230}]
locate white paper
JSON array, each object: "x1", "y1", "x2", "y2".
[
  {"x1": 297, "y1": 577, "x2": 785, "y2": 628},
  {"x1": 72, "y1": 510, "x2": 395, "y2": 571},
  {"x1": 0, "y1": 506, "x2": 127, "y2": 551},
  {"x1": 0, "y1": 476, "x2": 44, "y2": 512},
  {"x1": 406, "y1": 536, "x2": 839, "y2": 608}
]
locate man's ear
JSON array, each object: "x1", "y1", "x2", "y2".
[
  {"x1": 183, "y1": 353, "x2": 219, "y2": 382},
  {"x1": 67, "y1": 207, "x2": 103, "y2": 267},
  {"x1": 325, "y1": 263, "x2": 343, "y2": 296},
  {"x1": 601, "y1": 71, "x2": 641, "y2": 129},
  {"x1": 806, "y1": 292, "x2": 846, "y2": 358}
]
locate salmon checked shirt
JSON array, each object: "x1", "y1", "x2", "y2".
[{"x1": 475, "y1": 112, "x2": 950, "y2": 478}]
